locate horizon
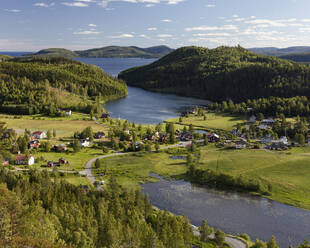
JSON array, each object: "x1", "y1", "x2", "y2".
[{"x1": 1, "y1": 0, "x2": 310, "y2": 51}]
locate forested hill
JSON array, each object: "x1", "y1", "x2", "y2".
[
  {"x1": 119, "y1": 46, "x2": 310, "y2": 102},
  {"x1": 0, "y1": 57, "x2": 127, "y2": 115},
  {"x1": 29, "y1": 45, "x2": 174, "y2": 58}
]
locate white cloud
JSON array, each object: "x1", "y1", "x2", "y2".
[
  {"x1": 193, "y1": 33, "x2": 230, "y2": 37},
  {"x1": 158, "y1": 34, "x2": 172, "y2": 37},
  {"x1": 4, "y1": 9, "x2": 21, "y2": 13},
  {"x1": 73, "y1": 30, "x2": 101, "y2": 34},
  {"x1": 161, "y1": 19, "x2": 172, "y2": 22},
  {"x1": 206, "y1": 4, "x2": 216, "y2": 7},
  {"x1": 62, "y1": 2, "x2": 89, "y2": 7},
  {"x1": 97, "y1": 0, "x2": 183, "y2": 8},
  {"x1": 147, "y1": 27, "x2": 157, "y2": 31},
  {"x1": 109, "y1": 33, "x2": 134, "y2": 38},
  {"x1": 88, "y1": 24, "x2": 97, "y2": 27},
  {"x1": 33, "y1": 3, "x2": 49, "y2": 7},
  {"x1": 185, "y1": 25, "x2": 238, "y2": 32}
]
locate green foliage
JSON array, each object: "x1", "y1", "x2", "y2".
[
  {"x1": 95, "y1": 158, "x2": 101, "y2": 169},
  {"x1": 0, "y1": 169, "x2": 195, "y2": 248},
  {"x1": 0, "y1": 57, "x2": 127, "y2": 115},
  {"x1": 215, "y1": 229, "x2": 225, "y2": 247},
  {"x1": 199, "y1": 220, "x2": 213, "y2": 242},
  {"x1": 120, "y1": 46, "x2": 310, "y2": 102},
  {"x1": 73, "y1": 140, "x2": 81, "y2": 153}
]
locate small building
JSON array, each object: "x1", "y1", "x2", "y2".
[
  {"x1": 249, "y1": 115, "x2": 256, "y2": 123},
  {"x1": 267, "y1": 142, "x2": 288, "y2": 151},
  {"x1": 65, "y1": 110, "x2": 72, "y2": 116},
  {"x1": 159, "y1": 133, "x2": 170, "y2": 143},
  {"x1": 80, "y1": 139, "x2": 90, "y2": 147},
  {"x1": 32, "y1": 131, "x2": 46, "y2": 139},
  {"x1": 94, "y1": 132, "x2": 105, "y2": 139},
  {"x1": 258, "y1": 124, "x2": 269, "y2": 130},
  {"x1": 261, "y1": 118, "x2": 275, "y2": 125},
  {"x1": 101, "y1": 113, "x2": 110, "y2": 119},
  {"x1": 53, "y1": 144, "x2": 67, "y2": 152},
  {"x1": 180, "y1": 131, "x2": 193, "y2": 141},
  {"x1": 232, "y1": 129, "x2": 241, "y2": 137},
  {"x1": 83, "y1": 185, "x2": 89, "y2": 193},
  {"x1": 208, "y1": 133, "x2": 220, "y2": 142},
  {"x1": 2, "y1": 158, "x2": 9, "y2": 166},
  {"x1": 28, "y1": 140, "x2": 40, "y2": 149},
  {"x1": 101, "y1": 180, "x2": 105, "y2": 185},
  {"x1": 59, "y1": 158, "x2": 67, "y2": 165},
  {"x1": 235, "y1": 140, "x2": 247, "y2": 149},
  {"x1": 123, "y1": 129, "x2": 130, "y2": 135},
  {"x1": 15, "y1": 155, "x2": 35, "y2": 166},
  {"x1": 47, "y1": 161, "x2": 54, "y2": 167}
]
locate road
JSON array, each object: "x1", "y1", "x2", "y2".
[{"x1": 83, "y1": 142, "x2": 247, "y2": 248}]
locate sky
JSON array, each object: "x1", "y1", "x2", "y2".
[{"x1": 1, "y1": 0, "x2": 310, "y2": 51}]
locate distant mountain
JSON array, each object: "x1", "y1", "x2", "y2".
[
  {"x1": 76, "y1": 45, "x2": 174, "y2": 58},
  {"x1": 30, "y1": 48, "x2": 79, "y2": 58},
  {"x1": 248, "y1": 46, "x2": 310, "y2": 62},
  {"x1": 29, "y1": 45, "x2": 174, "y2": 59}
]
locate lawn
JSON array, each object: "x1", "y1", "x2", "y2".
[
  {"x1": 167, "y1": 112, "x2": 245, "y2": 131},
  {"x1": 94, "y1": 150, "x2": 188, "y2": 189},
  {"x1": 197, "y1": 145, "x2": 310, "y2": 209},
  {"x1": 0, "y1": 113, "x2": 108, "y2": 138}
]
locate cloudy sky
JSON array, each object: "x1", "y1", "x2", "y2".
[{"x1": 1, "y1": 0, "x2": 310, "y2": 51}]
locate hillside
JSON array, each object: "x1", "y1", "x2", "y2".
[
  {"x1": 0, "y1": 54, "x2": 13, "y2": 62},
  {"x1": 0, "y1": 57, "x2": 127, "y2": 115},
  {"x1": 278, "y1": 52, "x2": 310, "y2": 62},
  {"x1": 119, "y1": 46, "x2": 310, "y2": 102},
  {"x1": 30, "y1": 45, "x2": 173, "y2": 58},
  {"x1": 76, "y1": 45, "x2": 173, "y2": 58},
  {"x1": 29, "y1": 48, "x2": 79, "y2": 58}
]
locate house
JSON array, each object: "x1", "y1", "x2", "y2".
[
  {"x1": 47, "y1": 161, "x2": 54, "y2": 167},
  {"x1": 258, "y1": 124, "x2": 270, "y2": 130},
  {"x1": 123, "y1": 129, "x2": 130, "y2": 135},
  {"x1": 159, "y1": 133, "x2": 170, "y2": 143},
  {"x1": 249, "y1": 115, "x2": 256, "y2": 123},
  {"x1": 80, "y1": 139, "x2": 90, "y2": 147},
  {"x1": 144, "y1": 134, "x2": 156, "y2": 142},
  {"x1": 278, "y1": 136, "x2": 289, "y2": 145},
  {"x1": 83, "y1": 185, "x2": 89, "y2": 193},
  {"x1": 261, "y1": 118, "x2": 275, "y2": 125},
  {"x1": 32, "y1": 131, "x2": 46, "y2": 139},
  {"x1": 180, "y1": 131, "x2": 193, "y2": 141},
  {"x1": 2, "y1": 158, "x2": 9, "y2": 166},
  {"x1": 135, "y1": 141, "x2": 144, "y2": 149},
  {"x1": 53, "y1": 144, "x2": 67, "y2": 152},
  {"x1": 15, "y1": 155, "x2": 34, "y2": 166},
  {"x1": 232, "y1": 129, "x2": 241, "y2": 137},
  {"x1": 101, "y1": 113, "x2": 110, "y2": 119},
  {"x1": 28, "y1": 140, "x2": 40, "y2": 149},
  {"x1": 267, "y1": 142, "x2": 288, "y2": 151},
  {"x1": 65, "y1": 110, "x2": 72, "y2": 116},
  {"x1": 208, "y1": 133, "x2": 220, "y2": 142},
  {"x1": 94, "y1": 132, "x2": 105, "y2": 139},
  {"x1": 59, "y1": 158, "x2": 67, "y2": 165},
  {"x1": 235, "y1": 140, "x2": 247, "y2": 149}
]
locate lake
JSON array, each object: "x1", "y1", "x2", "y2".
[
  {"x1": 79, "y1": 57, "x2": 310, "y2": 247},
  {"x1": 76, "y1": 57, "x2": 211, "y2": 124}
]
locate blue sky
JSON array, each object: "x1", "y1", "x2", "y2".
[{"x1": 1, "y1": 0, "x2": 310, "y2": 51}]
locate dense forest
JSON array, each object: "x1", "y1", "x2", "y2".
[
  {"x1": 28, "y1": 45, "x2": 174, "y2": 59},
  {"x1": 119, "y1": 46, "x2": 310, "y2": 102},
  {"x1": 0, "y1": 57, "x2": 127, "y2": 115}
]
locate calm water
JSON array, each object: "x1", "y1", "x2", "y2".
[
  {"x1": 79, "y1": 57, "x2": 310, "y2": 247},
  {"x1": 143, "y1": 177, "x2": 310, "y2": 248},
  {"x1": 77, "y1": 57, "x2": 211, "y2": 124},
  {"x1": 0, "y1": 51, "x2": 32, "y2": 57}
]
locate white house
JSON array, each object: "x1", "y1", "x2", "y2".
[
  {"x1": 32, "y1": 131, "x2": 46, "y2": 139},
  {"x1": 279, "y1": 136, "x2": 288, "y2": 145},
  {"x1": 235, "y1": 140, "x2": 246, "y2": 149},
  {"x1": 249, "y1": 115, "x2": 256, "y2": 123},
  {"x1": 80, "y1": 139, "x2": 90, "y2": 147},
  {"x1": 15, "y1": 155, "x2": 34, "y2": 166},
  {"x1": 258, "y1": 124, "x2": 270, "y2": 130},
  {"x1": 65, "y1": 110, "x2": 72, "y2": 116}
]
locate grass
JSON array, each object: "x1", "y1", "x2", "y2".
[
  {"x1": 167, "y1": 112, "x2": 245, "y2": 131},
  {"x1": 94, "y1": 151, "x2": 188, "y2": 189},
  {"x1": 0, "y1": 113, "x2": 108, "y2": 138},
  {"x1": 197, "y1": 145, "x2": 310, "y2": 209}
]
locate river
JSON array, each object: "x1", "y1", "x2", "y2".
[{"x1": 78, "y1": 57, "x2": 310, "y2": 248}]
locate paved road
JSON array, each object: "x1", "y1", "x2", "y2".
[{"x1": 83, "y1": 142, "x2": 247, "y2": 248}]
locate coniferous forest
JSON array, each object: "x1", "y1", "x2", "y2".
[
  {"x1": 0, "y1": 57, "x2": 127, "y2": 115},
  {"x1": 119, "y1": 46, "x2": 310, "y2": 103}
]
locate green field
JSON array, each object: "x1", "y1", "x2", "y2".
[
  {"x1": 168, "y1": 112, "x2": 245, "y2": 131},
  {"x1": 196, "y1": 145, "x2": 310, "y2": 209},
  {"x1": 94, "y1": 150, "x2": 188, "y2": 189},
  {"x1": 0, "y1": 113, "x2": 108, "y2": 138}
]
